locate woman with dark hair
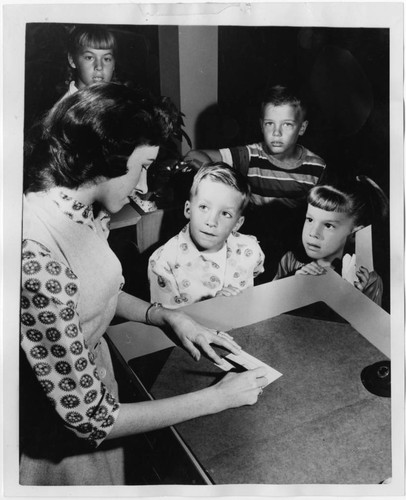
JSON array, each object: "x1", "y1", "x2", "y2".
[{"x1": 20, "y1": 83, "x2": 268, "y2": 485}]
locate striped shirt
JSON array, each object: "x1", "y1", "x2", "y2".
[{"x1": 220, "y1": 142, "x2": 326, "y2": 207}]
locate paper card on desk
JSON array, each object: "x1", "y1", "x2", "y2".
[
  {"x1": 355, "y1": 225, "x2": 374, "y2": 271},
  {"x1": 215, "y1": 349, "x2": 282, "y2": 386}
]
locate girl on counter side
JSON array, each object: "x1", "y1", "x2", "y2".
[
  {"x1": 273, "y1": 177, "x2": 389, "y2": 306},
  {"x1": 20, "y1": 83, "x2": 269, "y2": 485}
]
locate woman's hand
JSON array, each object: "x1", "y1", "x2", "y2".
[
  {"x1": 215, "y1": 285, "x2": 241, "y2": 297},
  {"x1": 212, "y1": 367, "x2": 269, "y2": 409},
  {"x1": 296, "y1": 261, "x2": 327, "y2": 276},
  {"x1": 354, "y1": 266, "x2": 370, "y2": 292},
  {"x1": 161, "y1": 308, "x2": 242, "y2": 364}
]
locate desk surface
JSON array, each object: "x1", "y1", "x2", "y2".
[{"x1": 149, "y1": 313, "x2": 391, "y2": 484}]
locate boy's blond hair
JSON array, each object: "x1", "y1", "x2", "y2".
[{"x1": 190, "y1": 162, "x2": 251, "y2": 214}]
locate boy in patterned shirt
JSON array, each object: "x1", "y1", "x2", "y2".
[{"x1": 148, "y1": 163, "x2": 265, "y2": 308}]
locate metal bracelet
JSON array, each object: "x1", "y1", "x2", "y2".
[{"x1": 145, "y1": 302, "x2": 163, "y2": 325}]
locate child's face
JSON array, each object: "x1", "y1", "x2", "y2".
[
  {"x1": 69, "y1": 46, "x2": 115, "y2": 89},
  {"x1": 184, "y1": 178, "x2": 244, "y2": 253},
  {"x1": 261, "y1": 103, "x2": 308, "y2": 161},
  {"x1": 302, "y1": 204, "x2": 359, "y2": 264}
]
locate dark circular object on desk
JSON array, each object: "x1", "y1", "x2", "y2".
[{"x1": 361, "y1": 361, "x2": 391, "y2": 398}]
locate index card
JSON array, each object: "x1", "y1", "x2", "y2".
[
  {"x1": 355, "y1": 225, "x2": 374, "y2": 271},
  {"x1": 215, "y1": 348, "x2": 282, "y2": 386}
]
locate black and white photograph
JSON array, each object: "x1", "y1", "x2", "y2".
[{"x1": 2, "y1": 1, "x2": 404, "y2": 498}]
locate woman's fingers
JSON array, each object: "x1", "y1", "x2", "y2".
[
  {"x1": 216, "y1": 367, "x2": 269, "y2": 407},
  {"x1": 182, "y1": 338, "x2": 202, "y2": 361},
  {"x1": 210, "y1": 330, "x2": 241, "y2": 355},
  {"x1": 216, "y1": 330, "x2": 234, "y2": 340}
]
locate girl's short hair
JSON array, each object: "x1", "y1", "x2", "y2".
[
  {"x1": 24, "y1": 83, "x2": 180, "y2": 191},
  {"x1": 308, "y1": 176, "x2": 389, "y2": 227},
  {"x1": 68, "y1": 25, "x2": 117, "y2": 56},
  {"x1": 190, "y1": 162, "x2": 251, "y2": 214}
]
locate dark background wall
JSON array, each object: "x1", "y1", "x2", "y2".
[
  {"x1": 196, "y1": 26, "x2": 389, "y2": 197},
  {"x1": 25, "y1": 23, "x2": 389, "y2": 196}
]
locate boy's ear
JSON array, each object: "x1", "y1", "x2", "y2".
[
  {"x1": 184, "y1": 201, "x2": 191, "y2": 220},
  {"x1": 68, "y1": 54, "x2": 76, "y2": 69},
  {"x1": 299, "y1": 120, "x2": 308, "y2": 136},
  {"x1": 233, "y1": 216, "x2": 245, "y2": 233}
]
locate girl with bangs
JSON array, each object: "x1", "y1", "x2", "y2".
[
  {"x1": 273, "y1": 176, "x2": 389, "y2": 306},
  {"x1": 63, "y1": 24, "x2": 118, "y2": 98}
]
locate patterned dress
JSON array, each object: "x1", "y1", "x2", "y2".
[
  {"x1": 148, "y1": 224, "x2": 265, "y2": 308},
  {"x1": 20, "y1": 189, "x2": 126, "y2": 485}
]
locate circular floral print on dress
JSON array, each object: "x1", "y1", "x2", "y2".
[
  {"x1": 46, "y1": 327, "x2": 61, "y2": 342},
  {"x1": 55, "y1": 361, "x2": 71, "y2": 375},
  {"x1": 65, "y1": 324, "x2": 78, "y2": 338},
  {"x1": 66, "y1": 411, "x2": 83, "y2": 424},
  {"x1": 24, "y1": 278, "x2": 41, "y2": 293},
  {"x1": 51, "y1": 344, "x2": 67, "y2": 358},
  {"x1": 80, "y1": 374, "x2": 93, "y2": 389},
  {"x1": 60, "y1": 394, "x2": 80, "y2": 409},
  {"x1": 84, "y1": 390, "x2": 98, "y2": 404},
  {"x1": 45, "y1": 261, "x2": 62, "y2": 276},
  {"x1": 30, "y1": 345, "x2": 48, "y2": 359},
  {"x1": 59, "y1": 377, "x2": 76, "y2": 392},
  {"x1": 33, "y1": 362, "x2": 52, "y2": 377},
  {"x1": 40, "y1": 379, "x2": 54, "y2": 394},
  {"x1": 32, "y1": 294, "x2": 50, "y2": 309},
  {"x1": 23, "y1": 260, "x2": 41, "y2": 275},
  {"x1": 45, "y1": 279, "x2": 62, "y2": 294},
  {"x1": 26, "y1": 328, "x2": 43, "y2": 342},
  {"x1": 21, "y1": 312, "x2": 36, "y2": 326},
  {"x1": 75, "y1": 357, "x2": 88, "y2": 372}
]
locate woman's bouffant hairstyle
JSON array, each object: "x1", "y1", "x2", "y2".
[
  {"x1": 308, "y1": 176, "x2": 389, "y2": 228},
  {"x1": 190, "y1": 162, "x2": 251, "y2": 214},
  {"x1": 24, "y1": 83, "x2": 180, "y2": 191}
]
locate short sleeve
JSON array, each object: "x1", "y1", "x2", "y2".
[
  {"x1": 148, "y1": 245, "x2": 185, "y2": 308},
  {"x1": 219, "y1": 148, "x2": 234, "y2": 167},
  {"x1": 220, "y1": 146, "x2": 250, "y2": 176},
  {"x1": 255, "y1": 238, "x2": 265, "y2": 278},
  {"x1": 20, "y1": 239, "x2": 120, "y2": 448}
]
